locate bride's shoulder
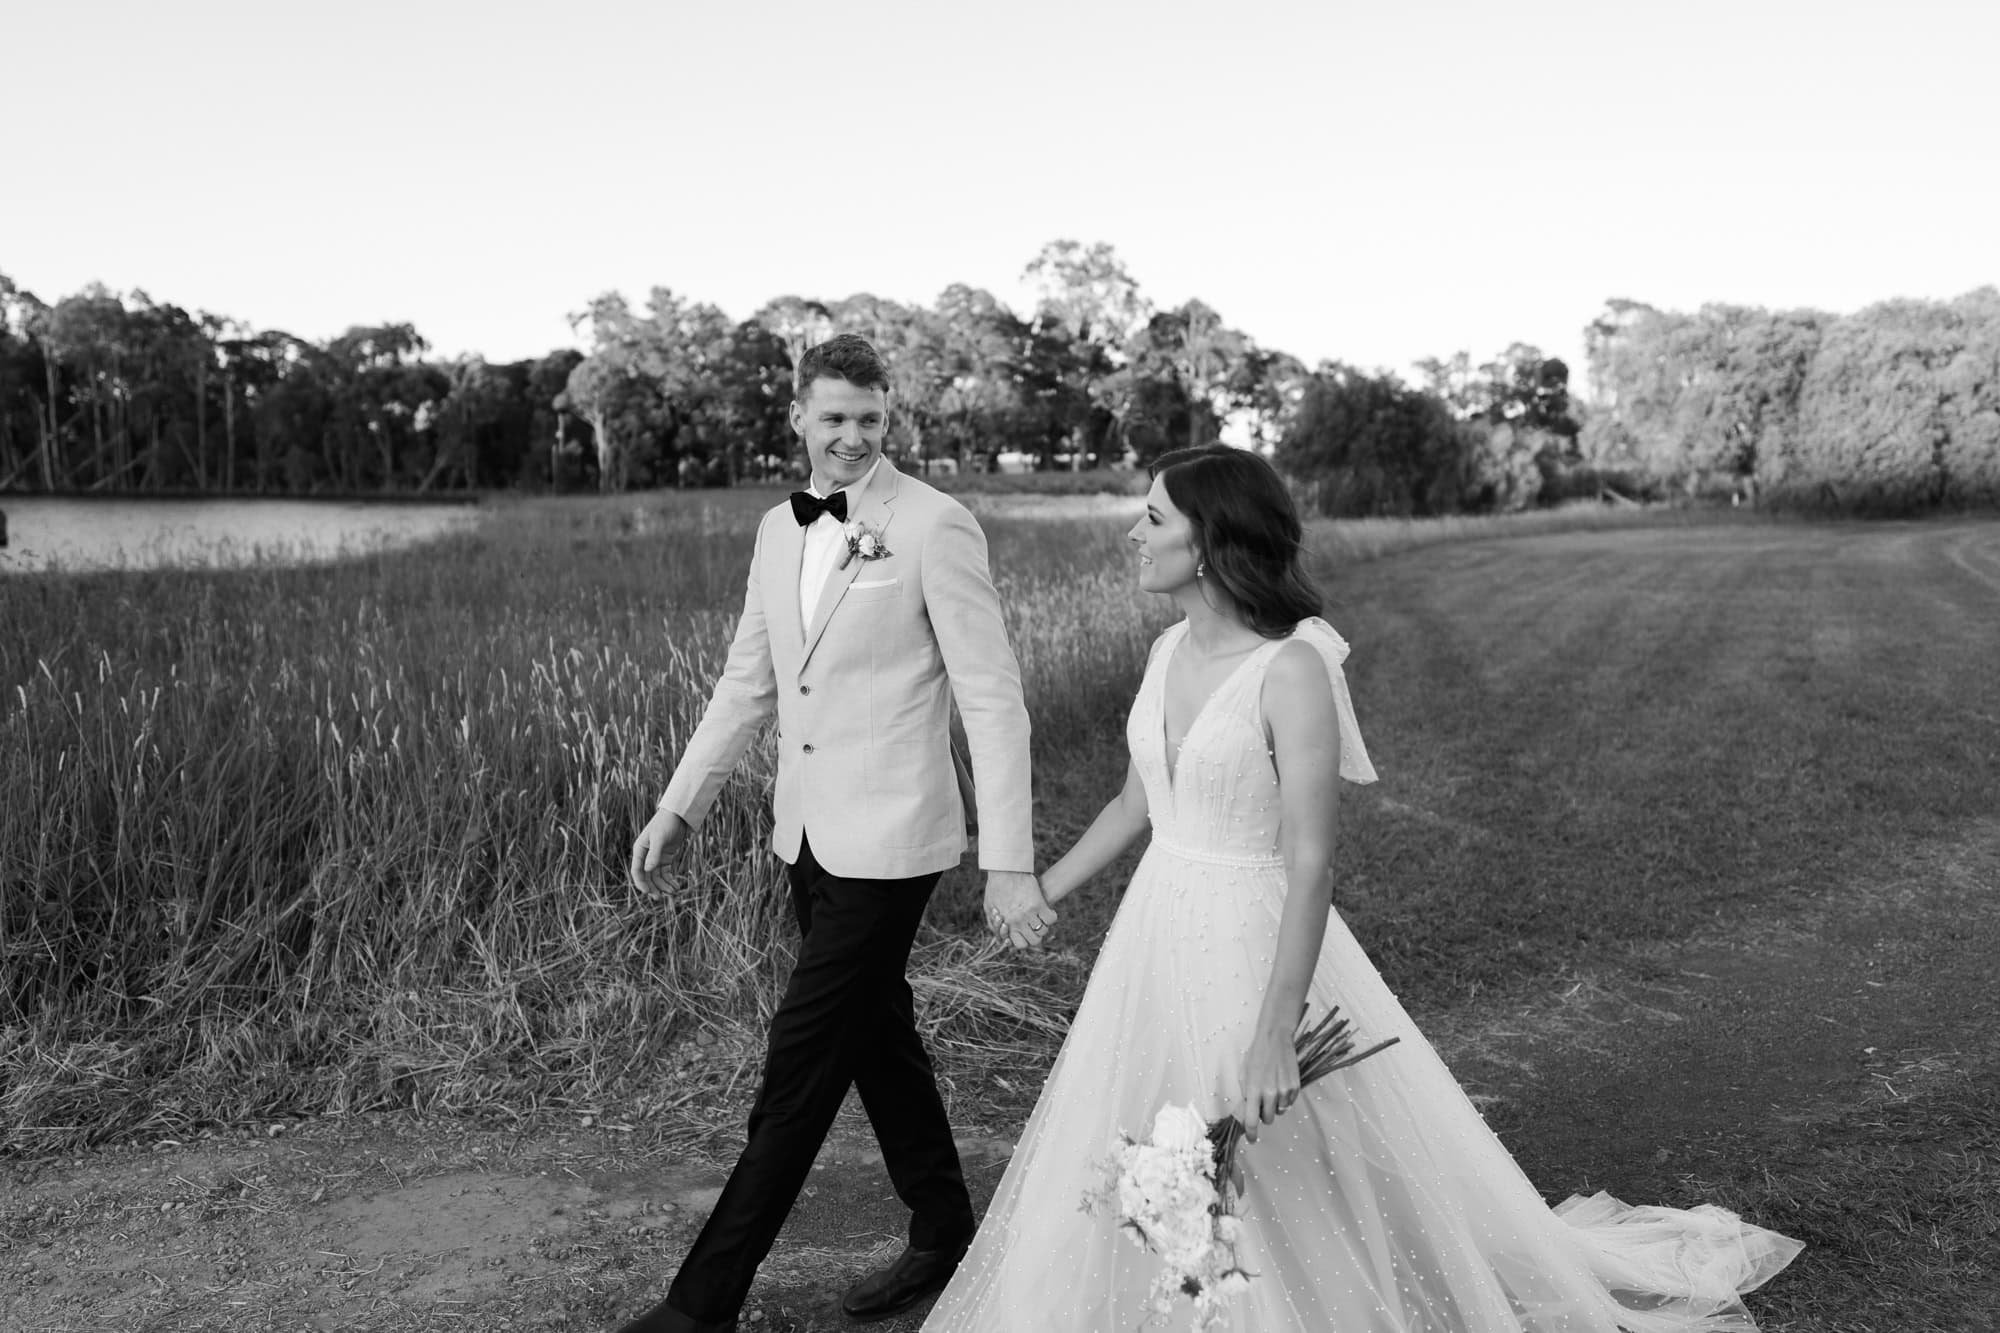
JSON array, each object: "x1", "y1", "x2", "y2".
[{"x1": 1265, "y1": 636, "x2": 1334, "y2": 696}]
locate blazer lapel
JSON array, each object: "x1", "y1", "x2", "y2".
[
  {"x1": 769, "y1": 503, "x2": 808, "y2": 654},
  {"x1": 801, "y1": 460, "x2": 901, "y2": 670}
]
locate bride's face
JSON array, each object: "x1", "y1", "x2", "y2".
[{"x1": 1129, "y1": 477, "x2": 1201, "y2": 595}]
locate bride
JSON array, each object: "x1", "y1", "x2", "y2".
[{"x1": 923, "y1": 446, "x2": 1801, "y2": 1331}]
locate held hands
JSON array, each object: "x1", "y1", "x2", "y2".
[
  {"x1": 1233, "y1": 1026, "x2": 1303, "y2": 1141},
  {"x1": 984, "y1": 870, "x2": 1055, "y2": 950},
  {"x1": 629, "y1": 807, "x2": 691, "y2": 897}
]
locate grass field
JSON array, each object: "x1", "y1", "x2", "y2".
[{"x1": 3, "y1": 494, "x2": 1997, "y2": 1329}]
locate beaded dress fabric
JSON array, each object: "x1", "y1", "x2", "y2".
[{"x1": 923, "y1": 618, "x2": 1801, "y2": 1332}]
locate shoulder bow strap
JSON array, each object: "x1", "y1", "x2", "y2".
[{"x1": 1293, "y1": 617, "x2": 1379, "y2": 785}]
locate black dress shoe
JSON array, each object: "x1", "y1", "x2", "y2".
[
  {"x1": 841, "y1": 1242, "x2": 969, "y2": 1323},
  {"x1": 610, "y1": 1294, "x2": 737, "y2": 1333}
]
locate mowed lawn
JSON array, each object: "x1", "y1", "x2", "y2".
[{"x1": 1315, "y1": 518, "x2": 2000, "y2": 994}]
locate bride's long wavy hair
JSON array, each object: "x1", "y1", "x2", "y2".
[{"x1": 1151, "y1": 445, "x2": 1322, "y2": 638}]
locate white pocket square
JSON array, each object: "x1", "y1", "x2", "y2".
[{"x1": 849, "y1": 578, "x2": 899, "y2": 590}]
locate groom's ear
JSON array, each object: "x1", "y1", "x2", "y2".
[{"x1": 788, "y1": 397, "x2": 805, "y2": 438}]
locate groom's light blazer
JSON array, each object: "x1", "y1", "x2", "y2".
[{"x1": 658, "y1": 459, "x2": 1034, "y2": 881}]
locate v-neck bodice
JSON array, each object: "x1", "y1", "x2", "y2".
[
  {"x1": 1159, "y1": 631, "x2": 1288, "y2": 795},
  {"x1": 1128, "y1": 617, "x2": 1380, "y2": 862},
  {"x1": 1130, "y1": 621, "x2": 1289, "y2": 860}
]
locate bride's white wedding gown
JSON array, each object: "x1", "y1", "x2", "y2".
[{"x1": 924, "y1": 618, "x2": 1801, "y2": 1332}]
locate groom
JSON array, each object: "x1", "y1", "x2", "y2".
[{"x1": 616, "y1": 334, "x2": 1054, "y2": 1333}]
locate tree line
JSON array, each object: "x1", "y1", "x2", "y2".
[
  {"x1": 6, "y1": 243, "x2": 1991, "y2": 514},
  {"x1": 1579, "y1": 290, "x2": 2000, "y2": 511},
  {"x1": 0, "y1": 242, "x2": 1576, "y2": 509},
  {"x1": 0, "y1": 276, "x2": 584, "y2": 495}
]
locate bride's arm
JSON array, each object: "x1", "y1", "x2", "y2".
[
  {"x1": 1036, "y1": 758, "x2": 1150, "y2": 906},
  {"x1": 1238, "y1": 641, "x2": 1343, "y2": 1128}
]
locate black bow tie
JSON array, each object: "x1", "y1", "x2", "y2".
[{"x1": 790, "y1": 490, "x2": 848, "y2": 526}]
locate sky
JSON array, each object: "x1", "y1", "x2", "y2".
[{"x1": 6, "y1": 0, "x2": 1997, "y2": 391}]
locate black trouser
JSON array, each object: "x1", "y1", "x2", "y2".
[{"x1": 663, "y1": 835, "x2": 975, "y2": 1322}]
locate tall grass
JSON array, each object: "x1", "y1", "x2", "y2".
[{"x1": 0, "y1": 494, "x2": 1165, "y2": 1152}]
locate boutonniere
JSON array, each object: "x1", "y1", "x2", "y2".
[{"x1": 839, "y1": 519, "x2": 893, "y2": 568}]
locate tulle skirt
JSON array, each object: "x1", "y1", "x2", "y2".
[{"x1": 923, "y1": 840, "x2": 1802, "y2": 1332}]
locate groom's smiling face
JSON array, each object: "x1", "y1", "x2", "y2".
[{"x1": 793, "y1": 376, "x2": 889, "y2": 493}]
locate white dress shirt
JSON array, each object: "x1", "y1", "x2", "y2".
[{"x1": 798, "y1": 458, "x2": 882, "y2": 627}]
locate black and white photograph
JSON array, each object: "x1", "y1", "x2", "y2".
[{"x1": 3, "y1": 2, "x2": 1996, "y2": 1331}]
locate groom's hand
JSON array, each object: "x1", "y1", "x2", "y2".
[
  {"x1": 984, "y1": 870, "x2": 1054, "y2": 950},
  {"x1": 630, "y1": 808, "x2": 691, "y2": 897}
]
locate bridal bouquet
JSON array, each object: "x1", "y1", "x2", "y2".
[
  {"x1": 1082, "y1": 1005, "x2": 1399, "y2": 1328},
  {"x1": 1080, "y1": 1102, "x2": 1252, "y2": 1325}
]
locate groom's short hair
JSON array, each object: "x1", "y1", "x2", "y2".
[{"x1": 795, "y1": 334, "x2": 891, "y2": 400}]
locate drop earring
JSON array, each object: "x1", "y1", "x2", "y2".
[{"x1": 1196, "y1": 560, "x2": 1206, "y2": 578}]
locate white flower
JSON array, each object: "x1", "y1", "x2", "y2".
[
  {"x1": 1117, "y1": 1172, "x2": 1150, "y2": 1219},
  {"x1": 1151, "y1": 1102, "x2": 1210, "y2": 1155},
  {"x1": 841, "y1": 519, "x2": 891, "y2": 562}
]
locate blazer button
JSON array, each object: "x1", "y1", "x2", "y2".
[
  {"x1": 800, "y1": 684, "x2": 812, "y2": 695},
  {"x1": 802, "y1": 743, "x2": 816, "y2": 754}
]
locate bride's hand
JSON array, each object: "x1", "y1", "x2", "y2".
[{"x1": 1236, "y1": 1028, "x2": 1302, "y2": 1131}]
